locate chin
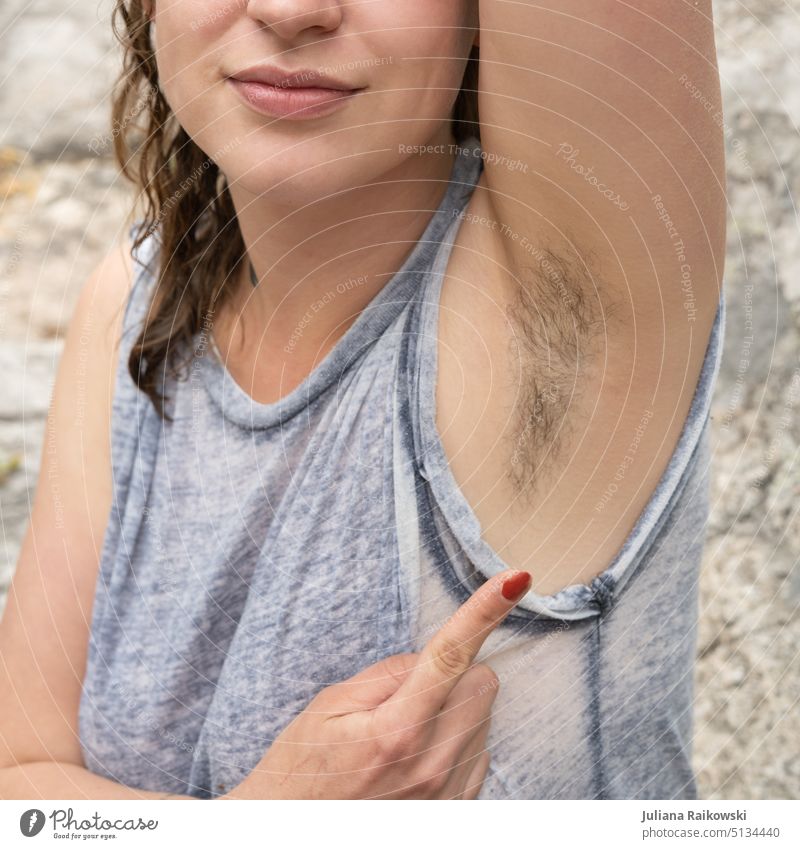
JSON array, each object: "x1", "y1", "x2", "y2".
[{"x1": 219, "y1": 137, "x2": 383, "y2": 204}]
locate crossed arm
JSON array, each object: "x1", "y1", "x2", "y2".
[{"x1": 0, "y1": 240, "x2": 190, "y2": 799}]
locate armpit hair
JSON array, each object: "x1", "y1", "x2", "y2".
[{"x1": 504, "y1": 238, "x2": 623, "y2": 498}]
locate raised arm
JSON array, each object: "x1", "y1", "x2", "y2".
[
  {"x1": 477, "y1": 0, "x2": 725, "y2": 309},
  {"x1": 435, "y1": 1, "x2": 727, "y2": 594}
]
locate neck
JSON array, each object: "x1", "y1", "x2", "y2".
[{"x1": 220, "y1": 132, "x2": 459, "y2": 371}]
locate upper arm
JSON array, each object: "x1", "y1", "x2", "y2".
[
  {"x1": 0, "y1": 234, "x2": 134, "y2": 771},
  {"x1": 477, "y1": 0, "x2": 726, "y2": 305},
  {"x1": 434, "y1": 2, "x2": 727, "y2": 595}
]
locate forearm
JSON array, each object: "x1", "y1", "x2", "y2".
[{"x1": 0, "y1": 762, "x2": 194, "y2": 800}]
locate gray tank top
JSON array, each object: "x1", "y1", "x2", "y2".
[{"x1": 79, "y1": 137, "x2": 726, "y2": 799}]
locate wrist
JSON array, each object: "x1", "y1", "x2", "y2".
[{"x1": 219, "y1": 772, "x2": 288, "y2": 801}]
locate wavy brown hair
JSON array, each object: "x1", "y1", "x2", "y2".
[{"x1": 110, "y1": 2, "x2": 480, "y2": 421}]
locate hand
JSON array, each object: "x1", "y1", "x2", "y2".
[{"x1": 224, "y1": 568, "x2": 533, "y2": 800}]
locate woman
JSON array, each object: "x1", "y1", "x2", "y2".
[{"x1": 0, "y1": 0, "x2": 726, "y2": 799}]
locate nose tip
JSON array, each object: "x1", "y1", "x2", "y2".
[{"x1": 246, "y1": 0, "x2": 343, "y2": 40}]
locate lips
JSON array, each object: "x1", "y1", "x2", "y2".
[
  {"x1": 227, "y1": 64, "x2": 365, "y2": 119},
  {"x1": 230, "y1": 64, "x2": 357, "y2": 90}
]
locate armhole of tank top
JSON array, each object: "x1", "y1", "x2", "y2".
[
  {"x1": 84, "y1": 220, "x2": 161, "y2": 703},
  {"x1": 412, "y1": 255, "x2": 727, "y2": 621}
]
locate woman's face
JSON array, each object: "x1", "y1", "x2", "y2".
[{"x1": 149, "y1": 0, "x2": 478, "y2": 201}]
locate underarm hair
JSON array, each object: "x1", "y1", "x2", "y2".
[{"x1": 504, "y1": 237, "x2": 624, "y2": 497}]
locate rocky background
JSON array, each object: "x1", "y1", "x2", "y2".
[{"x1": 1, "y1": 0, "x2": 798, "y2": 799}]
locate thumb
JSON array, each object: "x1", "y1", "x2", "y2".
[{"x1": 314, "y1": 652, "x2": 420, "y2": 716}]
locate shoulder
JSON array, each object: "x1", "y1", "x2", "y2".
[
  {"x1": 48, "y1": 224, "x2": 143, "y2": 494},
  {"x1": 95, "y1": 224, "x2": 138, "y2": 315},
  {"x1": 67, "y1": 225, "x2": 140, "y2": 411}
]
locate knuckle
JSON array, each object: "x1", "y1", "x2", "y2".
[
  {"x1": 310, "y1": 681, "x2": 346, "y2": 715},
  {"x1": 484, "y1": 666, "x2": 500, "y2": 695},
  {"x1": 411, "y1": 762, "x2": 448, "y2": 797},
  {"x1": 430, "y1": 636, "x2": 472, "y2": 679},
  {"x1": 306, "y1": 685, "x2": 334, "y2": 713},
  {"x1": 382, "y1": 652, "x2": 418, "y2": 686},
  {"x1": 476, "y1": 663, "x2": 500, "y2": 694},
  {"x1": 374, "y1": 718, "x2": 423, "y2": 763},
  {"x1": 459, "y1": 662, "x2": 500, "y2": 700}
]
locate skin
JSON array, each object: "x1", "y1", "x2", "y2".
[
  {"x1": 438, "y1": 0, "x2": 725, "y2": 594},
  {"x1": 0, "y1": 0, "x2": 725, "y2": 798},
  {"x1": 223, "y1": 571, "x2": 529, "y2": 800},
  {"x1": 150, "y1": 0, "x2": 480, "y2": 395}
]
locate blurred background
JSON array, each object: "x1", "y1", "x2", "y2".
[{"x1": 0, "y1": 0, "x2": 798, "y2": 799}]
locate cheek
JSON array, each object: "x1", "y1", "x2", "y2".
[
  {"x1": 365, "y1": 29, "x2": 472, "y2": 128},
  {"x1": 152, "y1": 2, "x2": 228, "y2": 121}
]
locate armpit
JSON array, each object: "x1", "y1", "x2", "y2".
[{"x1": 504, "y1": 238, "x2": 625, "y2": 497}]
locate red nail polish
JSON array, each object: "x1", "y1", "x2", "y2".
[{"x1": 501, "y1": 571, "x2": 532, "y2": 601}]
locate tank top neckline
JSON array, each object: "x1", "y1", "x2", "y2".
[{"x1": 198, "y1": 139, "x2": 484, "y2": 430}]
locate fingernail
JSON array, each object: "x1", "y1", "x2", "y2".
[{"x1": 501, "y1": 571, "x2": 532, "y2": 602}]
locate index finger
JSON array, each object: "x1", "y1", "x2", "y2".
[{"x1": 383, "y1": 569, "x2": 532, "y2": 727}]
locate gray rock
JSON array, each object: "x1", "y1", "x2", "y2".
[{"x1": 0, "y1": 0, "x2": 121, "y2": 159}]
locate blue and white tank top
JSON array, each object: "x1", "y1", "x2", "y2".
[{"x1": 79, "y1": 137, "x2": 726, "y2": 799}]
